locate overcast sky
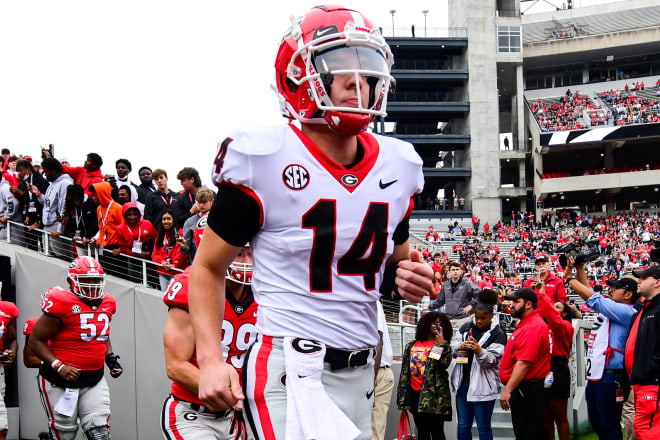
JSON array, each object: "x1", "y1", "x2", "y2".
[{"x1": 0, "y1": 0, "x2": 618, "y2": 190}]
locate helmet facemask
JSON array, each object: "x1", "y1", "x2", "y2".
[
  {"x1": 70, "y1": 274, "x2": 105, "y2": 300},
  {"x1": 226, "y1": 261, "x2": 253, "y2": 285}
]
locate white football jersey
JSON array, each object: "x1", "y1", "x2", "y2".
[{"x1": 212, "y1": 124, "x2": 424, "y2": 349}]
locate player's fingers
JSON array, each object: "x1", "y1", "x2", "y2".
[
  {"x1": 397, "y1": 287, "x2": 426, "y2": 303},
  {"x1": 409, "y1": 249, "x2": 423, "y2": 262},
  {"x1": 396, "y1": 268, "x2": 432, "y2": 293},
  {"x1": 228, "y1": 368, "x2": 245, "y2": 401}
]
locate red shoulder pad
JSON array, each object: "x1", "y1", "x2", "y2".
[
  {"x1": 23, "y1": 317, "x2": 39, "y2": 336},
  {"x1": 0, "y1": 301, "x2": 18, "y2": 320},
  {"x1": 163, "y1": 270, "x2": 190, "y2": 310},
  {"x1": 41, "y1": 286, "x2": 77, "y2": 317}
]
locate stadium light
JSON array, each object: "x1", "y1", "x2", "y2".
[
  {"x1": 390, "y1": 10, "x2": 396, "y2": 37},
  {"x1": 422, "y1": 10, "x2": 429, "y2": 38}
]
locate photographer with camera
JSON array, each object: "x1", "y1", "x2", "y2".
[
  {"x1": 524, "y1": 256, "x2": 567, "y2": 303},
  {"x1": 564, "y1": 256, "x2": 638, "y2": 440}
]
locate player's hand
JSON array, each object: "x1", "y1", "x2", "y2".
[
  {"x1": 59, "y1": 365, "x2": 81, "y2": 382},
  {"x1": 500, "y1": 388, "x2": 512, "y2": 410},
  {"x1": 3, "y1": 349, "x2": 15, "y2": 365},
  {"x1": 105, "y1": 352, "x2": 123, "y2": 378},
  {"x1": 198, "y1": 359, "x2": 244, "y2": 412},
  {"x1": 395, "y1": 249, "x2": 433, "y2": 303},
  {"x1": 41, "y1": 148, "x2": 51, "y2": 159}
]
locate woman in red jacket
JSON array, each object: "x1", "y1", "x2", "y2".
[
  {"x1": 113, "y1": 202, "x2": 157, "y2": 283},
  {"x1": 151, "y1": 210, "x2": 188, "y2": 290},
  {"x1": 536, "y1": 282, "x2": 576, "y2": 440}
]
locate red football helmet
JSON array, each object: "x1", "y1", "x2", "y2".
[
  {"x1": 275, "y1": 5, "x2": 394, "y2": 135},
  {"x1": 67, "y1": 257, "x2": 105, "y2": 300},
  {"x1": 227, "y1": 245, "x2": 253, "y2": 285}
]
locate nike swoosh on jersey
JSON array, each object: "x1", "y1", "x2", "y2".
[
  {"x1": 366, "y1": 389, "x2": 375, "y2": 399},
  {"x1": 379, "y1": 179, "x2": 397, "y2": 189}
]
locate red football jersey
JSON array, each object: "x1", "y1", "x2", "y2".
[
  {"x1": 0, "y1": 301, "x2": 18, "y2": 349},
  {"x1": 23, "y1": 317, "x2": 39, "y2": 336},
  {"x1": 163, "y1": 269, "x2": 258, "y2": 403},
  {"x1": 41, "y1": 287, "x2": 116, "y2": 370},
  {"x1": 193, "y1": 213, "x2": 209, "y2": 249}
]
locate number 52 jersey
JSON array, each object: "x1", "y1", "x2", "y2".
[
  {"x1": 211, "y1": 124, "x2": 424, "y2": 349},
  {"x1": 41, "y1": 287, "x2": 116, "y2": 371}
]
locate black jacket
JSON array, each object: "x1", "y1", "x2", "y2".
[
  {"x1": 144, "y1": 190, "x2": 178, "y2": 227},
  {"x1": 627, "y1": 294, "x2": 660, "y2": 385},
  {"x1": 18, "y1": 171, "x2": 50, "y2": 225},
  {"x1": 62, "y1": 197, "x2": 99, "y2": 240},
  {"x1": 136, "y1": 182, "x2": 156, "y2": 204}
]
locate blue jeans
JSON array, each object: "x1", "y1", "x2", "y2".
[
  {"x1": 159, "y1": 274, "x2": 173, "y2": 291},
  {"x1": 456, "y1": 377, "x2": 496, "y2": 440},
  {"x1": 585, "y1": 372, "x2": 628, "y2": 440}
]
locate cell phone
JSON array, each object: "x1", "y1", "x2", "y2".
[
  {"x1": 0, "y1": 352, "x2": 10, "y2": 363},
  {"x1": 434, "y1": 322, "x2": 442, "y2": 332}
]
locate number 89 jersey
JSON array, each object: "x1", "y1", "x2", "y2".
[
  {"x1": 163, "y1": 269, "x2": 257, "y2": 377},
  {"x1": 211, "y1": 124, "x2": 423, "y2": 349},
  {"x1": 41, "y1": 286, "x2": 116, "y2": 371}
]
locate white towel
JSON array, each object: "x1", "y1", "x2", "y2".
[{"x1": 283, "y1": 337, "x2": 360, "y2": 440}]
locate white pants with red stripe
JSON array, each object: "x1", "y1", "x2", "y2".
[
  {"x1": 161, "y1": 394, "x2": 236, "y2": 440},
  {"x1": 37, "y1": 375, "x2": 110, "y2": 440},
  {"x1": 243, "y1": 335, "x2": 375, "y2": 440}
]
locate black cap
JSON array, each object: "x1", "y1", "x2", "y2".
[
  {"x1": 535, "y1": 256, "x2": 549, "y2": 264},
  {"x1": 632, "y1": 266, "x2": 660, "y2": 280},
  {"x1": 606, "y1": 278, "x2": 638, "y2": 293},
  {"x1": 503, "y1": 287, "x2": 538, "y2": 305}
]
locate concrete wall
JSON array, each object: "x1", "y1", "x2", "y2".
[
  {"x1": 450, "y1": 0, "x2": 504, "y2": 224},
  {"x1": 524, "y1": 27, "x2": 660, "y2": 59},
  {"x1": 3, "y1": 244, "x2": 170, "y2": 439},
  {"x1": 538, "y1": 169, "x2": 660, "y2": 196}
]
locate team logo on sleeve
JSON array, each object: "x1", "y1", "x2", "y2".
[{"x1": 282, "y1": 164, "x2": 309, "y2": 190}]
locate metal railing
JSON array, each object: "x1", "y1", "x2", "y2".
[
  {"x1": 2, "y1": 220, "x2": 183, "y2": 289},
  {"x1": 382, "y1": 26, "x2": 467, "y2": 39}
]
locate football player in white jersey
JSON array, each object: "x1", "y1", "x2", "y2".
[{"x1": 189, "y1": 5, "x2": 432, "y2": 439}]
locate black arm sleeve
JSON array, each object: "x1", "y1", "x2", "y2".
[
  {"x1": 206, "y1": 185, "x2": 261, "y2": 247},
  {"x1": 379, "y1": 263, "x2": 401, "y2": 301},
  {"x1": 392, "y1": 217, "x2": 409, "y2": 245}
]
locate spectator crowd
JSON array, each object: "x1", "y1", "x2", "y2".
[
  {"x1": 0, "y1": 147, "x2": 214, "y2": 288},
  {"x1": 1, "y1": 145, "x2": 658, "y2": 439},
  {"x1": 531, "y1": 90, "x2": 601, "y2": 132},
  {"x1": 395, "y1": 209, "x2": 658, "y2": 439}
]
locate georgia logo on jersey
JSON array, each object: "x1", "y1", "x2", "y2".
[{"x1": 193, "y1": 213, "x2": 209, "y2": 249}]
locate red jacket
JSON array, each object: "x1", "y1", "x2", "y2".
[
  {"x1": 116, "y1": 203, "x2": 157, "y2": 256},
  {"x1": 524, "y1": 272, "x2": 567, "y2": 303},
  {"x1": 537, "y1": 293, "x2": 573, "y2": 361},
  {"x1": 62, "y1": 165, "x2": 103, "y2": 197},
  {"x1": 152, "y1": 228, "x2": 188, "y2": 276}
]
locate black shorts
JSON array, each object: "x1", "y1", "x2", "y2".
[{"x1": 549, "y1": 356, "x2": 571, "y2": 399}]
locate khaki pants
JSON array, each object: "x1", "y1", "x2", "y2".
[
  {"x1": 623, "y1": 387, "x2": 636, "y2": 440},
  {"x1": 371, "y1": 366, "x2": 394, "y2": 440},
  {"x1": 451, "y1": 314, "x2": 473, "y2": 332}
]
